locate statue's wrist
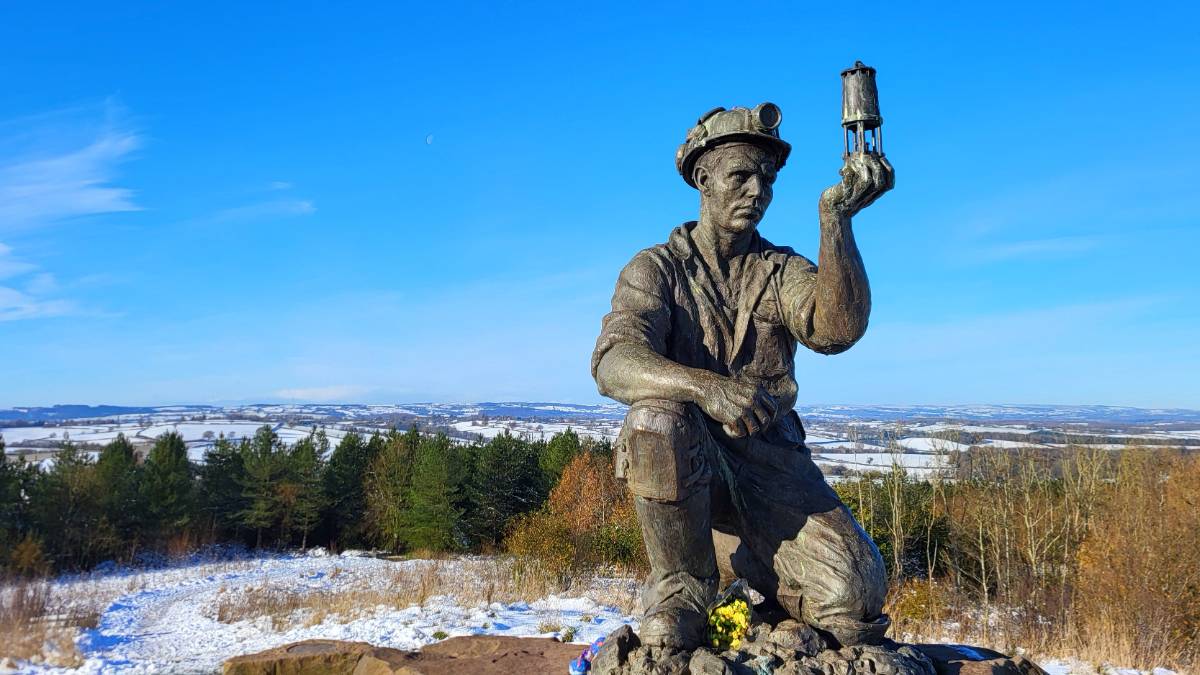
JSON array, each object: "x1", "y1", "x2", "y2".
[
  {"x1": 685, "y1": 370, "x2": 714, "y2": 405},
  {"x1": 820, "y1": 207, "x2": 851, "y2": 231}
]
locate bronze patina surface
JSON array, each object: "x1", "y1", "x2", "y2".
[{"x1": 591, "y1": 68, "x2": 898, "y2": 670}]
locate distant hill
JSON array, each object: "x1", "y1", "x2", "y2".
[
  {"x1": 0, "y1": 404, "x2": 171, "y2": 422},
  {"x1": 1, "y1": 401, "x2": 1198, "y2": 425}
]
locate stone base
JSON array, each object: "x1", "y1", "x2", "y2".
[{"x1": 590, "y1": 625, "x2": 1050, "y2": 675}]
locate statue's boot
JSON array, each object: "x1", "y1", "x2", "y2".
[{"x1": 634, "y1": 489, "x2": 718, "y2": 650}]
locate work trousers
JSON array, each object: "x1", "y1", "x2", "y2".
[{"x1": 616, "y1": 399, "x2": 890, "y2": 648}]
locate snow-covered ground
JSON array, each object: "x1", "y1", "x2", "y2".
[
  {"x1": 0, "y1": 552, "x2": 1178, "y2": 675},
  {"x1": 2, "y1": 553, "x2": 637, "y2": 674}
]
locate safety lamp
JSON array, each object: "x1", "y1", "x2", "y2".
[{"x1": 841, "y1": 61, "x2": 882, "y2": 156}]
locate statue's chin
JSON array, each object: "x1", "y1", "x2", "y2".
[{"x1": 720, "y1": 217, "x2": 760, "y2": 236}]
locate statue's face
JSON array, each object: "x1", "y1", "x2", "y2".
[{"x1": 695, "y1": 143, "x2": 777, "y2": 234}]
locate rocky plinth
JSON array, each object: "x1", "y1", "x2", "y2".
[
  {"x1": 223, "y1": 634, "x2": 1047, "y2": 675},
  {"x1": 589, "y1": 624, "x2": 1048, "y2": 675}
]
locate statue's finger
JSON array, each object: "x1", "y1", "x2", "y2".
[
  {"x1": 758, "y1": 392, "x2": 779, "y2": 419},
  {"x1": 880, "y1": 156, "x2": 896, "y2": 189},
  {"x1": 863, "y1": 157, "x2": 880, "y2": 191},
  {"x1": 724, "y1": 419, "x2": 747, "y2": 438},
  {"x1": 740, "y1": 413, "x2": 761, "y2": 437},
  {"x1": 750, "y1": 402, "x2": 771, "y2": 430}
]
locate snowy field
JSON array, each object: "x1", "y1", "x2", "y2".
[
  {"x1": 812, "y1": 451, "x2": 949, "y2": 477},
  {"x1": 0, "y1": 552, "x2": 1176, "y2": 675},
  {"x1": 450, "y1": 420, "x2": 621, "y2": 442},
  {"x1": 5, "y1": 403, "x2": 1197, "y2": 479},
  {"x1": 0, "y1": 420, "x2": 360, "y2": 463}
]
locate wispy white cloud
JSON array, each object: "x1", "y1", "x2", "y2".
[
  {"x1": 864, "y1": 295, "x2": 1166, "y2": 362},
  {"x1": 966, "y1": 234, "x2": 1108, "y2": 263},
  {"x1": 0, "y1": 285, "x2": 75, "y2": 321},
  {"x1": 0, "y1": 242, "x2": 36, "y2": 280},
  {"x1": 0, "y1": 247, "x2": 78, "y2": 321},
  {"x1": 24, "y1": 272, "x2": 58, "y2": 295},
  {"x1": 0, "y1": 101, "x2": 142, "y2": 320},
  {"x1": 268, "y1": 181, "x2": 293, "y2": 191},
  {"x1": 0, "y1": 114, "x2": 141, "y2": 232},
  {"x1": 274, "y1": 384, "x2": 368, "y2": 402},
  {"x1": 211, "y1": 199, "x2": 316, "y2": 223}
]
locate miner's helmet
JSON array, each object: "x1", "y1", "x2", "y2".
[{"x1": 676, "y1": 102, "x2": 791, "y2": 188}]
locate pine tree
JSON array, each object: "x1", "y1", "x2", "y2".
[
  {"x1": 199, "y1": 436, "x2": 248, "y2": 541},
  {"x1": 466, "y1": 432, "x2": 547, "y2": 548},
  {"x1": 141, "y1": 431, "x2": 195, "y2": 544},
  {"x1": 31, "y1": 443, "x2": 115, "y2": 568},
  {"x1": 400, "y1": 434, "x2": 462, "y2": 552},
  {"x1": 285, "y1": 432, "x2": 326, "y2": 549},
  {"x1": 0, "y1": 444, "x2": 35, "y2": 557},
  {"x1": 95, "y1": 433, "x2": 144, "y2": 553},
  {"x1": 322, "y1": 431, "x2": 380, "y2": 548},
  {"x1": 540, "y1": 428, "x2": 582, "y2": 485},
  {"x1": 239, "y1": 426, "x2": 287, "y2": 548},
  {"x1": 363, "y1": 429, "x2": 420, "y2": 552}
]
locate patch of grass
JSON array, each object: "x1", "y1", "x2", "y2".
[
  {"x1": 0, "y1": 580, "x2": 86, "y2": 668},
  {"x1": 207, "y1": 556, "x2": 635, "y2": 633},
  {"x1": 432, "y1": 630, "x2": 448, "y2": 640}
]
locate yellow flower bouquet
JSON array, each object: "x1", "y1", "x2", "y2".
[{"x1": 706, "y1": 579, "x2": 755, "y2": 651}]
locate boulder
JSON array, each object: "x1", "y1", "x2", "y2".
[
  {"x1": 223, "y1": 639, "x2": 384, "y2": 675},
  {"x1": 223, "y1": 636, "x2": 583, "y2": 675}
]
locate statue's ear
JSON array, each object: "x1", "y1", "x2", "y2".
[{"x1": 693, "y1": 164, "x2": 710, "y2": 195}]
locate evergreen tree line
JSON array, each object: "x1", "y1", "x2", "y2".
[{"x1": 0, "y1": 425, "x2": 595, "y2": 573}]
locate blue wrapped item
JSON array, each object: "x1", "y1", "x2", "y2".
[{"x1": 568, "y1": 636, "x2": 606, "y2": 674}]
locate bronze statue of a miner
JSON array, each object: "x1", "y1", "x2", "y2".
[{"x1": 591, "y1": 100, "x2": 895, "y2": 653}]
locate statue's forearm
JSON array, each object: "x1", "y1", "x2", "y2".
[
  {"x1": 595, "y1": 343, "x2": 714, "y2": 406},
  {"x1": 811, "y1": 207, "x2": 871, "y2": 350}
]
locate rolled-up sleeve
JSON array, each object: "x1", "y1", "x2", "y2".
[
  {"x1": 779, "y1": 251, "x2": 865, "y2": 355},
  {"x1": 776, "y1": 252, "x2": 826, "y2": 353},
  {"x1": 590, "y1": 249, "x2": 672, "y2": 378}
]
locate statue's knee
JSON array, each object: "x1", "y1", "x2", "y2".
[
  {"x1": 791, "y1": 510, "x2": 889, "y2": 646},
  {"x1": 626, "y1": 399, "x2": 696, "y2": 445},
  {"x1": 618, "y1": 400, "x2": 705, "y2": 502}
]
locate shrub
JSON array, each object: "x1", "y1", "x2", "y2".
[
  {"x1": 505, "y1": 452, "x2": 645, "y2": 576},
  {"x1": 1073, "y1": 450, "x2": 1200, "y2": 667},
  {"x1": 7, "y1": 534, "x2": 50, "y2": 577}
]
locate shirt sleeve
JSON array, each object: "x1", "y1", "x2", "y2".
[
  {"x1": 778, "y1": 251, "x2": 864, "y2": 355},
  {"x1": 776, "y1": 251, "x2": 827, "y2": 353},
  {"x1": 590, "y1": 249, "x2": 672, "y2": 379}
]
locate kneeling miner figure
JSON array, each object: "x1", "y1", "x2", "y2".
[{"x1": 592, "y1": 100, "x2": 894, "y2": 651}]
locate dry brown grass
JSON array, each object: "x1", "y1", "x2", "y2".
[
  {"x1": 1070, "y1": 449, "x2": 1200, "y2": 669},
  {"x1": 882, "y1": 448, "x2": 1200, "y2": 672},
  {"x1": 0, "y1": 579, "x2": 91, "y2": 668},
  {"x1": 209, "y1": 556, "x2": 638, "y2": 632}
]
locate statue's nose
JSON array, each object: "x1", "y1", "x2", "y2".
[{"x1": 745, "y1": 174, "x2": 765, "y2": 198}]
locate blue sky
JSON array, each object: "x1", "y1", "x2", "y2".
[{"x1": 1, "y1": 2, "x2": 1197, "y2": 408}]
